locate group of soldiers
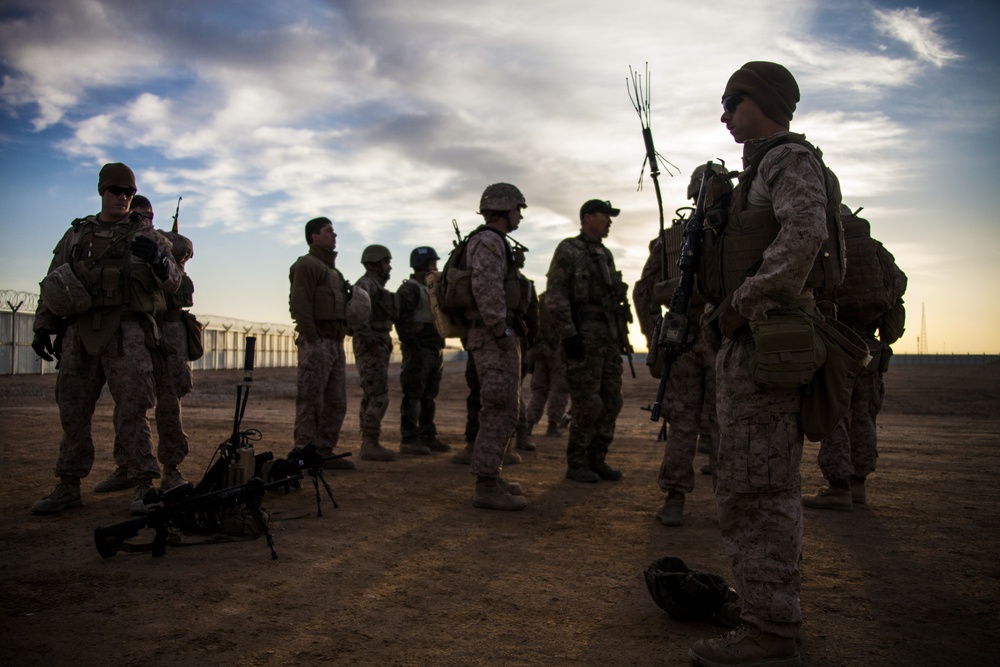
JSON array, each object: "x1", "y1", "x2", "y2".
[{"x1": 27, "y1": 60, "x2": 908, "y2": 667}]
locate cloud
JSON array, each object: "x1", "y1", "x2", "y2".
[{"x1": 873, "y1": 8, "x2": 962, "y2": 68}]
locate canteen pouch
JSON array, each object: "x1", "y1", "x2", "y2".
[
  {"x1": 748, "y1": 312, "x2": 825, "y2": 390},
  {"x1": 801, "y1": 316, "x2": 871, "y2": 442},
  {"x1": 181, "y1": 311, "x2": 205, "y2": 361}
]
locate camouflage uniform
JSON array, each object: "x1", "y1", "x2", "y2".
[
  {"x1": 155, "y1": 293, "x2": 194, "y2": 470},
  {"x1": 289, "y1": 244, "x2": 349, "y2": 454},
  {"x1": 353, "y1": 271, "x2": 395, "y2": 440},
  {"x1": 396, "y1": 277, "x2": 445, "y2": 444},
  {"x1": 545, "y1": 234, "x2": 626, "y2": 472},
  {"x1": 34, "y1": 213, "x2": 182, "y2": 483},
  {"x1": 525, "y1": 292, "x2": 570, "y2": 430},
  {"x1": 712, "y1": 132, "x2": 830, "y2": 639},
  {"x1": 466, "y1": 228, "x2": 521, "y2": 478},
  {"x1": 633, "y1": 233, "x2": 719, "y2": 494}
]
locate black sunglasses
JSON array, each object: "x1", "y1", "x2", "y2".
[
  {"x1": 722, "y1": 93, "x2": 745, "y2": 114},
  {"x1": 107, "y1": 185, "x2": 136, "y2": 197}
]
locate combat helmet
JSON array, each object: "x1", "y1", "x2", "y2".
[
  {"x1": 361, "y1": 244, "x2": 392, "y2": 264},
  {"x1": 643, "y1": 556, "x2": 737, "y2": 622},
  {"x1": 410, "y1": 246, "x2": 440, "y2": 269},
  {"x1": 161, "y1": 231, "x2": 194, "y2": 264},
  {"x1": 687, "y1": 162, "x2": 728, "y2": 201},
  {"x1": 479, "y1": 183, "x2": 527, "y2": 213}
]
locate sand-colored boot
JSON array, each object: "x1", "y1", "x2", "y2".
[{"x1": 360, "y1": 435, "x2": 397, "y2": 461}]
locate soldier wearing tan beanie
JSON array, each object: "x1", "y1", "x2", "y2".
[{"x1": 722, "y1": 61, "x2": 800, "y2": 128}]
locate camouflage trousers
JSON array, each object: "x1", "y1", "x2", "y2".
[
  {"x1": 54, "y1": 321, "x2": 158, "y2": 480},
  {"x1": 657, "y1": 333, "x2": 718, "y2": 493},
  {"x1": 155, "y1": 320, "x2": 192, "y2": 467},
  {"x1": 399, "y1": 343, "x2": 443, "y2": 443},
  {"x1": 467, "y1": 326, "x2": 520, "y2": 478},
  {"x1": 817, "y1": 346, "x2": 885, "y2": 481},
  {"x1": 353, "y1": 332, "x2": 392, "y2": 439},
  {"x1": 526, "y1": 342, "x2": 570, "y2": 426},
  {"x1": 294, "y1": 336, "x2": 347, "y2": 452},
  {"x1": 564, "y1": 327, "x2": 623, "y2": 469},
  {"x1": 464, "y1": 349, "x2": 481, "y2": 444},
  {"x1": 715, "y1": 335, "x2": 803, "y2": 639}
]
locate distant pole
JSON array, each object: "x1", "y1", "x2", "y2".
[
  {"x1": 6, "y1": 298, "x2": 23, "y2": 375},
  {"x1": 918, "y1": 303, "x2": 928, "y2": 355}
]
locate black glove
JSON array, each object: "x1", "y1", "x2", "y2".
[
  {"x1": 131, "y1": 236, "x2": 169, "y2": 280},
  {"x1": 32, "y1": 331, "x2": 55, "y2": 362},
  {"x1": 563, "y1": 334, "x2": 585, "y2": 360}
]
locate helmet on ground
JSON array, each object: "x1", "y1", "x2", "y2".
[
  {"x1": 361, "y1": 244, "x2": 392, "y2": 264},
  {"x1": 479, "y1": 183, "x2": 527, "y2": 213},
  {"x1": 644, "y1": 556, "x2": 736, "y2": 622},
  {"x1": 410, "y1": 246, "x2": 440, "y2": 269}
]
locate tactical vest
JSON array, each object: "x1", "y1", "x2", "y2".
[
  {"x1": 449, "y1": 226, "x2": 526, "y2": 320},
  {"x1": 68, "y1": 216, "x2": 166, "y2": 317},
  {"x1": 820, "y1": 212, "x2": 898, "y2": 327},
  {"x1": 699, "y1": 134, "x2": 845, "y2": 306},
  {"x1": 305, "y1": 254, "x2": 348, "y2": 322},
  {"x1": 407, "y1": 279, "x2": 435, "y2": 324},
  {"x1": 368, "y1": 283, "x2": 398, "y2": 332},
  {"x1": 563, "y1": 236, "x2": 625, "y2": 312}
]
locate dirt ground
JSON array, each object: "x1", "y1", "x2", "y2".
[{"x1": 0, "y1": 358, "x2": 998, "y2": 666}]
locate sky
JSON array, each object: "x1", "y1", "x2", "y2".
[{"x1": 1, "y1": 0, "x2": 998, "y2": 354}]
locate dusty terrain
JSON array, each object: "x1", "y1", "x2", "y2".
[{"x1": 1, "y1": 359, "x2": 998, "y2": 666}]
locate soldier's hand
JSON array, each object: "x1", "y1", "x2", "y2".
[
  {"x1": 131, "y1": 236, "x2": 169, "y2": 279},
  {"x1": 32, "y1": 331, "x2": 55, "y2": 362},
  {"x1": 563, "y1": 334, "x2": 585, "y2": 360}
]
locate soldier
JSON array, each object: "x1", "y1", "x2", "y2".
[
  {"x1": 803, "y1": 205, "x2": 907, "y2": 510},
  {"x1": 461, "y1": 183, "x2": 529, "y2": 510},
  {"x1": 395, "y1": 246, "x2": 451, "y2": 455},
  {"x1": 351, "y1": 244, "x2": 399, "y2": 461},
  {"x1": 633, "y1": 164, "x2": 725, "y2": 527},
  {"x1": 288, "y1": 216, "x2": 355, "y2": 470},
  {"x1": 513, "y1": 246, "x2": 540, "y2": 453},
  {"x1": 525, "y1": 292, "x2": 571, "y2": 439},
  {"x1": 545, "y1": 199, "x2": 629, "y2": 483},
  {"x1": 144, "y1": 196, "x2": 197, "y2": 489},
  {"x1": 31, "y1": 163, "x2": 182, "y2": 516},
  {"x1": 689, "y1": 62, "x2": 843, "y2": 667}
]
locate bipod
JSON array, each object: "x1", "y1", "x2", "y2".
[{"x1": 281, "y1": 444, "x2": 349, "y2": 517}]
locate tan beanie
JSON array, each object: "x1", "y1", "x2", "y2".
[
  {"x1": 723, "y1": 62, "x2": 799, "y2": 127},
  {"x1": 97, "y1": 162, "x2": 136, "y2": 195}
]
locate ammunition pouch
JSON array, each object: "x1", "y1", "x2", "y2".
[
  {"x1": 181, "y1": 311, "x2": 205, "y2": 361},
  {"x1": 801, "y1": 316, "x2": 871, "y2": 442},
  {"x1": 748, "y1": 310, "x2": 826, "y2": 390}
]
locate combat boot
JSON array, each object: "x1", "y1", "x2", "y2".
[
  {"x1": 360, "y1": 435, "x2": 397, "y2": 461},
  {"x1": 319, "y1": 447, "x2": 357, "y2": 470},
  {"x1": 498, "y1": 477, "x2": 523, "y2": 496},
  {"x1": 802, "y1": 480, "x2": 853, "y2": 511},
  {"x1": 450, "y1": 443, "x2": 474, "y2": 465},
  {"x1": 160, "y1": 464, "x2": 188, "y2": 490},
  {"x1": 400, "y1": 439, "x2": 431, "y2": 456},
  {"x1": 849, "y1": 475, "x2": 867, "y2": 505},
  {"x1": 591, "y1": 461, "x2": 623, "y2": 481},
  {"x1": 502, "y1": 447, "x2": 522, "y2": 465},
  {"x1": 545, "y1": 421, "x2": 563, "y2": 437},
  {"x1": 473, "y1": 476, "x2": 527, "y2": 511},
  {"x1": 421, "y1": 437, "x2": 452, "y2": 453},
  {"x1": 565, "y1": 466, "x2": 599, "y2": 483},
  {"x1": 656, "y1": 491, "x2": 685, "y2": 527},
  {"x1": 515, "y1": 424, "x2": 536, "y2": 451},
  {"x1": 689, "y1": 624, "x2": 799, "y2": 667},
  {"x1": 94, "y1": 466, "x2": 135, "y2": 493},
  {"x1": 130, "y1": 479, "x2": 155, "y2": 516},
  {"x1": 31, "y1": 476, "x2": 82, "y2": 515}
]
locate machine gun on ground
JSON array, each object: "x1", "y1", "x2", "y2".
[{"x1": 94, "y1": 473, "x2": 302, "y2": 559}]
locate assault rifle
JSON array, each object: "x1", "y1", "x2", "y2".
[
  {"x1": 609, "y1": 274, "x2": 636, "y2": 378},
  {"x1": 649, "y1": 165, "x2": 713, "y2": 421},
  {"x1": 93, "y1": 473, "x2": 302, "y2": 560},
  {"x1": 171, "y1": 196, "x2": 182, "y2": 233}
]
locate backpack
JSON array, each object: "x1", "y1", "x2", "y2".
[
  {"x1": 426, "y1": 231, "x2": 476, "y2": 339},
  {"x1": 824, "y1": 209, "x2": 899, "y2": 327}
]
